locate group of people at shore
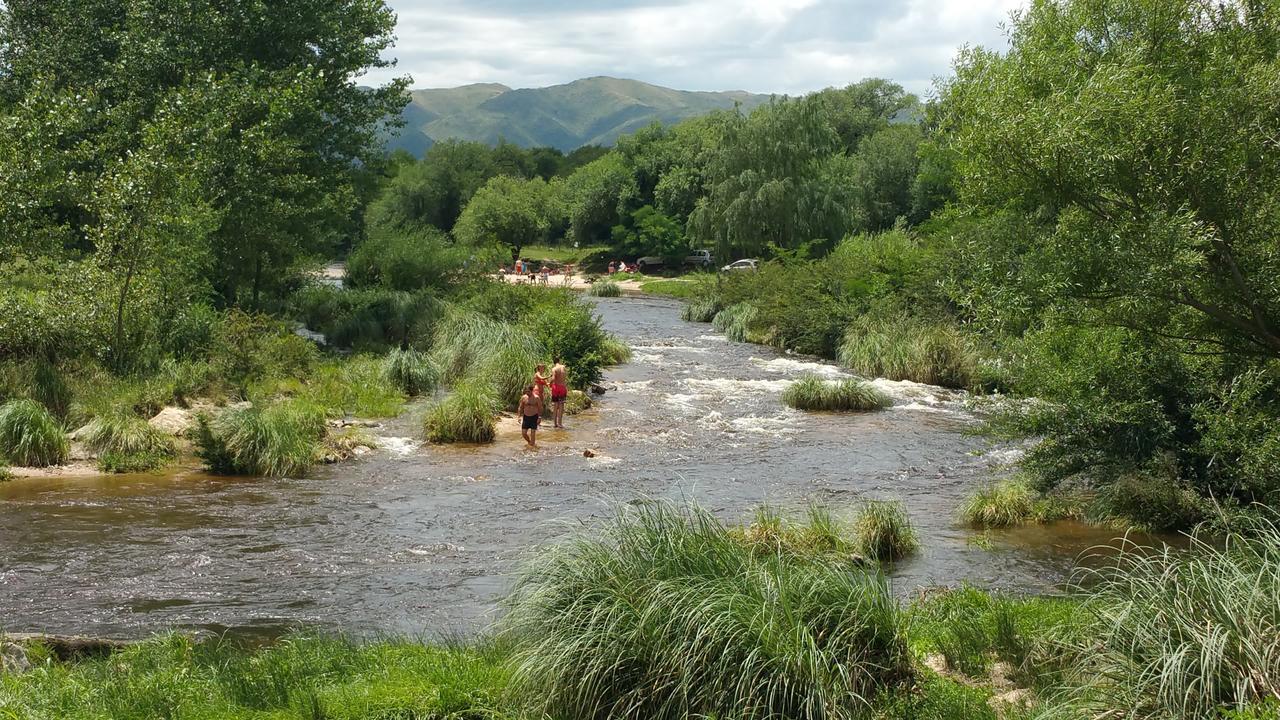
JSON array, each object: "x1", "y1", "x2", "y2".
[{"x1": 517, "y1": 357, "x2": 568, "y2": 448}]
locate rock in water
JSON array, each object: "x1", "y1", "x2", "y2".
[
  {"x1": 1, "y1": 642, "x2": 30, "y2": 674},
  {"x1": 583, "y1": 449, "x2": 596, "y2": 458}
]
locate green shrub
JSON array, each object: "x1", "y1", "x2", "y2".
[
  {"x1": 82, "y1": 411, "x2": 175, "y2": 473},
  {"x1": 477, "y1": 345, "x2": 540, "y2": 411},
  {"x1": 875, "y1": 676, "x2": 996, "y2": 720},
  {"x1": 501, "y1": 500, "x2": 910, "y2": 720},
  {"x1": 211, "y1": 310, "x2": 319, "y2": 397},
  {"x1": 586, "y1": 280, "x2": 621, "y2": 297},
  {"x1": 838, "y1": 316, "x2": 976, "y2": 389},
  {"x1": 729, "y1": 505, "x2": 856, "y2": 559},
  {"x1": 960, "y1": 479, "x2": 1035, "y2": 527},
  {"x1": 33, "y1": 359, "x2": 71, "y2": 420},
  {"x1": 194, "y1": 399, "x2": 326, "y2": 477},
  {"x1": 0, "y1": 398, "x2": 68, "y2": 467},
  {"x1": 346, "y1": 227, "x2": 488, "y2": 292},
  {"x1": 853, "y1": 500, "x2": 918, "y2": 561},
  {"x1": 1043, "y1": 516, "x2": 1280, "y2": 718},
  {"x1": 711, "y1": 302, "x2": 758, "y2": 342},
  {"x1": 382, "y1": 348, "x2": 439, "y2": 397},
  {"x1": 681, "y1": 296, "x2": 721, "y2": 323},
  {"x1": 292, "y1": 357, "x2": 405, "y2": 419},
  {"x1": 1094, "y1": 458, "x2": 1206, "y2": 531},
  {"x1": 0, "y1": 464, "x2": 11, "y2": 481},
  {"x1": 423, "y1": 380, "x2": 497, "y2": 444},
  {"x1": 782, "y1": 376, "x2": 892, "y2": 412}
]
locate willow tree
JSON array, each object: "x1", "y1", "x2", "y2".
[{"x1": 944, "y1": 0, "x2": 1280, "y2": 359}]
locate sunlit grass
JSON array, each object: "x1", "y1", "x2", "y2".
[
  {"x1": 586, "y1": 280, "x2": 621, "y2": 297},
  {"x1": 382, "y1": 348, "x2": 439, "y2": 397},
  {"x1": 194, "y1": 398, "x2": 326, "y2": 477},
  {"x1": 711, "y1": 302, "x2": 757, "y2": 342},
  {"x1": 423, "y1": 379, "x2": 498, "y2": 444},
  {"x1": 838, "y1": 317, "x2": 977, "y2": 389},
  {"x1": 500, "y1": 500, "x2": 911, "y2": 720},
  {"x1": 681, "y1": 296, "x2": 721, "y2": 323},
  {"x1": 0, "y1": 398, "x2": 68, "y2": 467},
  {"x1": 82, "y1": 410, "x2": 175, "y2": 473},
  {"x1": 782, "y1": 376, "x2": 892, "y2": 412},
  {"x1": 959, "y1": 479, "x2": 1035, "y2": 528},
  {"x1": 853, "y1": 500, "x2": 919, "y2": 561}
]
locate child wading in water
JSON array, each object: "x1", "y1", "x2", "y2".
[
  {"x1": 533, "y1": 364, "x2": 550, "y2": 401},
  {"x1": 518, "y1": 384, "x2": 543, "y2": 448}
]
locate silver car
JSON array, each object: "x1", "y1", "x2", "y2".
[{"x1": 721, "y1": 259, "x2": 758, "y2": 272}]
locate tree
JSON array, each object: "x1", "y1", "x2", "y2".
[
  {"x1": 944, "y1": 0, "x2": 1280, "y2": 359},
  {"x1": 851, "y1": 124, "x2": 924, "y2": 231},
  {"x1": 367, "y1": 140, "x2": 498, "y2": 233},
  {"x1": 562, "y1": 154, "x2": 638, "y2": 245},
  {"x1": 453, "y1": 176, "x2": 561, "y2": 260},
  {"x1": 612, "y1": 206, "x2": 688, "y2": 266}
]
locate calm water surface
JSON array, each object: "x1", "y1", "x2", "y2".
[{"x1": 0, "y1": 297, "x2": 1133, "y2": 639}]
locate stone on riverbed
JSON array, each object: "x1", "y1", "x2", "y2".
[{"x1": 1, "y1": 642, "x2": 30, "y2": 674}]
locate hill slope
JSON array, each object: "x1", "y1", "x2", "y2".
[{"x1": 387, "y1": 76, "x2": 771, "y2": 154}]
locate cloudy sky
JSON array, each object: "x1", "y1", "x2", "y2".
[{"x1": 363, "y1": 0, "x2": 1026, "y2": 97}]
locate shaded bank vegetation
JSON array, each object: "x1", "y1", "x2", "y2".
[{"x1": 5, "y1": 500, "x2": 1279, "y2": 720}]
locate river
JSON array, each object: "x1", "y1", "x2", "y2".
[{"x1": 0, "y1": 296, "x2": 1126, "y2": 639}]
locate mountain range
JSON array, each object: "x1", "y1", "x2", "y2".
[{"x1": 385, "y1": 76, "x2": 773, "y2": 155}]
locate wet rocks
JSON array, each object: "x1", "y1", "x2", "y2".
[
  {"x1": 326, "y1": 419, "x2": 382, "y2": 429},
  {"x1": 4, "y1": 633, "x2": 134, "y2": 661},
  {"x1": 583, "y1": 449, "x2": 597, "y2": 458}
]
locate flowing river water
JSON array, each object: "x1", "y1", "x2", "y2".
[{"x1": 0, "y1": 296, "x2": 1130, "y2": 640}]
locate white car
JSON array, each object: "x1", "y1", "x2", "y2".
[{"x1": 721, "y1": 259, "x2": 759, "y2": 272}]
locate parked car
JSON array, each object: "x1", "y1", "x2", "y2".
[
  {"x1": 635, "y1": 249, "x2": 716, "y2": 272},
  {"x1": 721, "y1": 259, "x2": 759, "y2": 272}
]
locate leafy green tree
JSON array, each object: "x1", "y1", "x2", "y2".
[
  {"x1": 367, "y1": 140, "x2": 498, "y2": 233},
  {"x1": 454, "y1": 176, "x2": 562, "y2": 260},
  {"x1": 944, "y1": 0, "x2": 1280, "y2": 359},
  {"x1": 612, "y1": 206, "x2": 688, "y2": 266},
  {"x1": 812, "y1": 79, "x2": 917, "y2": 153},
  {"x1": 851, "y1": 124, "x2": 924, "y2": 231},
  {"x1": 562, "y1": 154, "x2": 638, "y2": 245}
]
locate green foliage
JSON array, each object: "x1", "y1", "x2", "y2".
[
  {"x1": 291, "y1": 357, "x2": 405, "y2": 419},
  {"x1": 1042, "y1": 516, "x2": 1280, "y2": 718},
  {"x1": 875, "y1": 675, "x2": 996, "y2": 720},
  {"x1": 0, "y1": 634, "x2": 512, "y2": 720},
  {"x1": 599, "y1": 337, "x2": 632, "y2": 365},
  {"x1": 195, "y1": 399, "x2": 325, "y2": 477},
  {"x1": 383, "y1": 348, "x2": 439, "y2": 397},
  {"x1": 32, "y1": 359, "x2": 71, "y2": 420},
  {"x1": 612, "y1": 205, "x2": 688, "y2": 265},
  {"x1": 82, "y1": 411, "x2": 175, "y2": 473},
  {"x1": 782, "y1": 376, "x2": 892, "y2": 413},
  {"x1": 711, "y1": 302, "x2": 759, "y2": 343},
  {"x1": 367, "y1": 140, "x2": 501, "y2": 232},
  {"x1": 960, "y1": 480, "x2": 1036, "y2": 528},
  {"x1": 210, "y1": 311, "x2": 319, "y2": 397},
  {"x1": 681, "y1": 295, "x2": 722, "y2": 323},
  {"x1": 423, "y1": 380, "x2": 497, "y2": 444},
  {"x1": 639, "y1": 279, "x2": 697, "y2": 299},
  {"x1": 453, "y1": 175, "x2": 562, "y2": 259},
  {"x1": 838, "y1": 314, "x2": 976, "y2": 389},
  {"x1": 501, "y1": 500, "x2": 911, "y2": 720},
  {"x1": 729, "y1": 505, "x2": 858, "y2": 559},
  {"x1": 562, "y1": 153, "x2": 637, "y2": 245},
  {"x1": 294, "y1": 285, "x2": 444, "y2": 352},
  {"x1": 0, "y1": 398, "x2": 68, "y2": 467},
  {"x1": 346, "y1": 227, "x2": 486, "y2": 292},
  {"x1": 586, "y1": 280, "x2": 621, "y2": 297},
  {"x1": 853, "y1": 500, "x2": 918, "y2": 561}
]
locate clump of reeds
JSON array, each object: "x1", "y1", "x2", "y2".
[
  {"x1": 0, "y1": 398, "x2": 68, "y2": 467},
  {"x1": 382, "y1": 348, "x2": 439, "y2": 396},
  {"x1": 681, "y1": 296, "x2": 721, "y2": 323},
  {"x1": 600, "y1": 337, "x2": 632, "y2": 365},
  {"x1": 782, "y1": 376, "x2": 892, "y2": 412},
  {"x1": 587, "y1": 280, "x2": 621, "y2": 297},
  {"x1": 959, "y1": 479, "x2": 1036, "y2": 528},
  {"x1": 838, "y1": 317, "x2": 977, "y2": 389},
  {"x1": 729, "y1": 505, "x2": 856, "y2": 559},
  {"x1": 711, "y1": 302, "x2": 757, "y2": 342},
  {"x1": 194, "y1": 398, "x2": 326, "y2": 477},
  {"x1": 1039, "y1": 515, "x2": 1280, "y2": 718},
  {"x1": 500, "y1": 500, "x2": 910, "y2": 720},
  {"x1": 853, "y1": 500, "x2": 919, "y2": 561},
  {"x1": 423, "y1": 380, "x2": 497, "y2": 444},
  {"x1": 82, "y1": 411, "x2": 176, "y2": 473}
]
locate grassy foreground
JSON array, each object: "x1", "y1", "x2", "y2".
[{"x1": 4, "y1": 504, "x2": 1279, "y2": 720}]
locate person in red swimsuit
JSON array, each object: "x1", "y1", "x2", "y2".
[
  {"x1": 533, "y1": 364, "x2": 550, "y2": 400},
  {"x1": 550, "y1": 356, "x2": 568, "y2": 429}
]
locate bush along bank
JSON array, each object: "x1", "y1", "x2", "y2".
[{"x1": 7, "y1": 502, "x2": 1279, "y2": 719}]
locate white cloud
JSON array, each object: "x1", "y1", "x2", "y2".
[{"x1": 360, "y1": 0, "x2": 1026, "y2": 96}]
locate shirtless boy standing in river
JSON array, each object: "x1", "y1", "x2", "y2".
[
  {"x1": 550, "y1": 356, "x2": 568, "y2": 429},
  {"x1": 518, "y1": 385, "x2": 543, "y2": 448}
]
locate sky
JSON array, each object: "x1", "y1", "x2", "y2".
[{"x1": 363, "y1": 0, "x2": 1027, "y2": 98}]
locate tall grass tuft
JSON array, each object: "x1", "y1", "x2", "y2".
[
  {"x1": 82, "y1": 411, "x2": 175, "y2": 473},
  {"x1": 587, "y1": 280, "x2": 622, "y2": 297},
  {"x1": 600, "y1": 337, "x2": 632, "y2": 365},
  {"x1": 0, "y1": 398, "x2": 68, "y2": 467},
  {"x1": 730, "y1": 505, "x2": 857, "y2": 559},
  {"x1": 853, "y1": 500, "x2": 918, "y2": 561},
  {"x1": 960, "y1": 479, "x2": 1035, "y2": 528},
  {"x1": 1038, "y1": 515, "x2": 1280, "y2": 718},
  {"x1": 430, "y1": 308, "x2": 543, "y2": 382},
  {"x1": 501, "y1": 500, "x2": 910, "y2": 720},
  {"x1": 838, "y1": 317, "x2": 976, "y2": 389},
  {"x1": 478, "y1": 345, "x2": 540, "y2": 411},
  {"x1": 782, "y1": 376, "x2": 892, "y2": 412},
  {"x1": 382, "y1": 348, "x2": 439, "y2": 396},
  {"x1": 711, "y1": 302, "x2": 757, "y2": 342},
  {"x1": 681, "y1": 296, "x2": 721, "y2": 323},
  {"x1": 423, "y1": 380, "x2": 497, "y2": 444},
  {"x1": 195, "y1": 399, "x2": 326, "y2": 477}
]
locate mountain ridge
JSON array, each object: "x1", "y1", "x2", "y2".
[{"x1": 385, "y1": 76, "x2": 773, "y2": 154}]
